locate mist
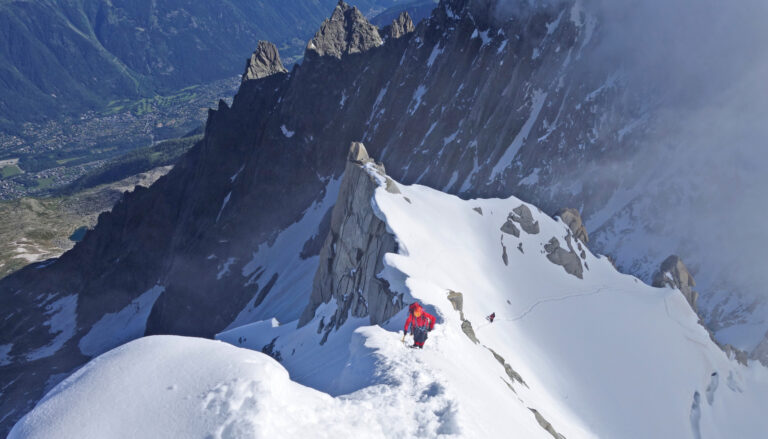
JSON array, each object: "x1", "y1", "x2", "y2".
[
  {"x1": 500, "y1": 0, "x2": 768, "y2": 313},
  {"x1": 591, "y1": 0, "x2": 768, "y2": 313}
]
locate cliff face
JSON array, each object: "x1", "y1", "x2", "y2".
[{"x1": 299, "y1": 143, "x2": 403, "y2": 339}]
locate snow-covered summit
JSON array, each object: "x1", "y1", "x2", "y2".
[{"x1": 12, "y1": 144, "x2": 768, "y2": 438}]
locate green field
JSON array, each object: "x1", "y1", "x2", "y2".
[
  {"x1": 56, "y1": 156, "x2": 86, "y2": 165},
  {"x1": 35, "y1": 177, "x2": 54, "y2": 189},
  {"x1": 0, "y1": 164, "x2": 22, "y2": 179},
  {"x1": 105, "y1": 88, "x2": 199, "y2": 116}
]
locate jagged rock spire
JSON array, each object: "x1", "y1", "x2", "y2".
[
  {"x1": 299, "y1": 142, "x2": 403, "y2": 339},
  {"x1": 389, "y1": 11, "x2": 415, "y2": 39},
  {"x1": 242, "y1": 41, "x2": 287, "y2": 82},
  {"x1": 306, "y1": 1, "x2": 383, "y2": 58},
  {"x1": 652, "y1": 255, "x2": 698, "y2": 311}
]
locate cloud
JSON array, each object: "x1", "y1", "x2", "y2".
[
  {"x1": 492, "y1": 0, "x2": 768, "y2": 303},
  {"x1": 595, "y1": 0, "x2": 768, "y2": 304}
]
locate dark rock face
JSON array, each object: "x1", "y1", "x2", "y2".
[
  {"x1": 544, "y1": 236, "x2": 583, "y2": 279},
  {"x1": 242, "y1": 41, "x2": 288, "y2": 82},
  {"x1": 306, "y1": 1, "x2": 383, "y2": 58},
  {"x1": 652, "y1": 255, "x2": 698, "y2": 312},
  {"x1": 299, "y1": 143, "x2": 403, "y2": 337},
  {"x1": 389, "y1": 11, "x2": 416, "y2": 39},
  {"x1": 557, "y1": 208, "x2": 589, "y2": 243}
]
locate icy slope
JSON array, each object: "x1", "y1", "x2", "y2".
[{"x1": 12, "y1": 158, "x2": 768, "y2": 438}]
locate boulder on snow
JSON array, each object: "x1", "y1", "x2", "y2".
[
  {"x1": 306, "y1": 1, "x2": 383, "y2": 58},
  {"x1": 529, "y1": 408, "x2": 566, "y2": 439},
  {"x1": 556, "y1": 208, "x2": 588, "y2": 243},
  {"x1": 652, "y1": 255, "x2": 698, "y2": 312},
  {"x1": 446, "y1": 290, "x2": 479, "y2": 344},
  {"x1": 509, "y1": 204, "x2": 540, "y2": 234},
  {"x1": 242, "y1": 41, "x2": 288, "y2": 82},
  {"x1": 500, "y1": 219, "x2": 520, "y2": 237},
  {"x1": 544, "y1": 236, "x2": 583, "y2": 279}
]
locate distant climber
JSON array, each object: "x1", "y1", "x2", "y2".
[
  {"x1": 487, "y1": 312, "x2": 495, "y2": 323},
  {"x1": 402, "y1": 302, "x2": 436, "y2": 349}
]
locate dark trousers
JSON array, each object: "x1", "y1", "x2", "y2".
[{"x1": 413, "y1": 326, "x2": 428, "y2": 347}]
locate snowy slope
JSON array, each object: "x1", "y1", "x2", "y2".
[
  {"x1": 221, "y1": 170, "x2": 768, "y2": 438},
  {"x1": 9, "y1": 336, "x2": 380, "y2": 439},
  {"x1": 12, "y1": 167, "x2": 768, "y2": 438}
]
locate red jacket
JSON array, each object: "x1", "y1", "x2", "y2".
[{"x1": 404, "y1": 310, "x2": 435, "y2": 333}]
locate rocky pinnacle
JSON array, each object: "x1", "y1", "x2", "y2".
[
  {"x1": 242, "y1": 41, "x2": 288, "y2": 82},
  {"x1": 389, "y1": 11, "x2": 416, "y2": 39},
  {"x1": 305, "y1": 1, "x2": 383, "y2": 58},
  {"x1": 299, "y1": 142, "x2": 403, "y2": 341},
  {"x1": 652, "y1": 255, "x2": 698, "y2": 312}
]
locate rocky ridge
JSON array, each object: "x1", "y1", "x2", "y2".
[{"x1": 299, "y1": 143, "x2": 404, "y2": 339}]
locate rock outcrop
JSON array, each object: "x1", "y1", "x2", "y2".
[
  {"x1": 242, "y1": 41, "x2": 288, "y2": 82},
  {"x1": 556, "y1": 208, "x2": 589, "y2": 243},
  {"x1": 500, "y1": 219, "x2": 520, "y2": 237},
  {"x1": 299, "y1": 143, "x2": 403, "y2": 340},
  {"x1": 306, "y1": 1, "x2": 383, "y2": 58},
  {"x1": 652, "y1": 255, "x2": 698, "y2": 312},
  {"x1": 389, "y1": 11, "x2": 415, "y2": 39},
  {"x1": 447, "y1": 290, "x2": 479, "y2": 344},
  {"x1": 509, "y1": 204, "x2": 540, "y2": 235},
  {"x1": 544, "y1": 235, "x2": 583, "y2": 279}
]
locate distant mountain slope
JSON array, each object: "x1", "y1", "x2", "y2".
[
  {"x1": 0, "y1": 0, "x2": 401, "y2": 131},
  {"x1": 0, "y1": 164, "x2": 172, "y2": 278}
]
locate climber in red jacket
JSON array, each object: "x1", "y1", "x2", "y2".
[{"x1": 402, "y1": 302, "x2": 436, "y2": 349}]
